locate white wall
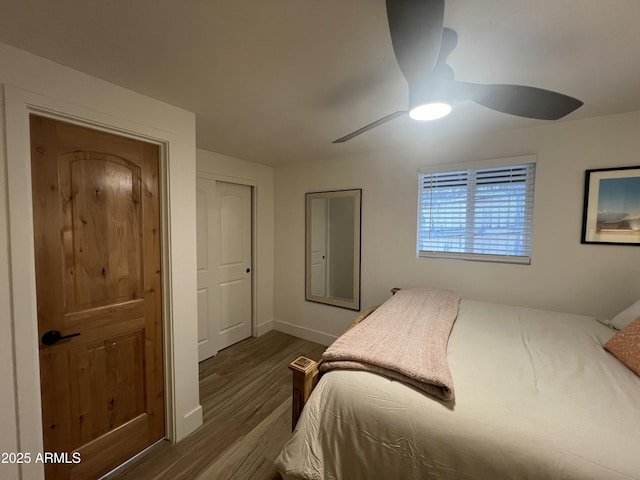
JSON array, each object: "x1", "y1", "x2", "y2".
[
  {"x1": 196, "y1": 149, "x2": 275, "y2": 335},
  {"x1": 273, "y1": 111, "x2": 640, "y2": 344},
  {"x1": 0, "y1": 42, "x2": 202, "y2": 480}
]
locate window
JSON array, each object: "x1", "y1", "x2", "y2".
[{"x1": 417, "y1": 157, "x2": 536, "y2": 264}]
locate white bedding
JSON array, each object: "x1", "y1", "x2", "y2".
[{"x1": 275, "y1": 300, "x2": 640, "y2": 480}]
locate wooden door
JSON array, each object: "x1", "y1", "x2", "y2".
[
  {"x1": 196, "y1": 177, "x2": 217, "y2": 361},
  {"x1": 215, "y1": 181, "x2": 252, "y2": 350},
  {"x1": 30, "y1": 115, "x2": 165, "y2": 480}
]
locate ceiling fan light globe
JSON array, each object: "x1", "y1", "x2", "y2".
[{"x1": 409, "y1": 102, "x2": 452, "y2": 121}]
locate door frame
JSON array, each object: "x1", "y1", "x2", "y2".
[
  {"x1": 4, "y1": 86, "x2": 189, "y2": 479},
  {"x1": 196, "y1": 172, "x2": 257, "y2": 342}
]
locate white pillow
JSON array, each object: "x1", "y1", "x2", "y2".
[{"x1": 610, "y1": 299, "x2": 640, "y2": 331}]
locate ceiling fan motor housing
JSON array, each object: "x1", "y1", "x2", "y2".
[{"x1": 409, "y1": 64, "x2": 454, "y2": 111}]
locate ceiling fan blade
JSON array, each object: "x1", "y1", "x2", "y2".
[
  {"x1": 455, "y1": 82, "x2": 583, "y2": 120},
  {"x1": 436, "y1": 27, "x2": 458, "y2": 65},
  {"x1": 386, "y1": 0, "x2": 445, "y2": 86},
  {"x1": 333, "y1": 111, "x2": 407, "y2": 143}
]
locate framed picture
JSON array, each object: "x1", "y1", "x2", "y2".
[{"x1": 581, "y1": 166, "x2": 640, "y2": 245}]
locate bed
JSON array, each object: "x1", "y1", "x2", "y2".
[{"x1": 275, "y1": 288, "x2": 640, "y2": 480}]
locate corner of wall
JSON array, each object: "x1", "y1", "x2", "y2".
[
  {"x1": 182, "y1": 405, "x2": 204, "y2": 439},
  {"x1": 0, "y1": 84, "x2": 21, "y2": 480},
  {"x1": 255, "y1": 319, "x2": 274, "y2": 337},
  {"x1": 273, "y1": 319, "x2": 336, "y2": 347}
]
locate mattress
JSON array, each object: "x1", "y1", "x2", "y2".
[{"x1": 275, "y1": 300, "x2": 640, "y2": 480}]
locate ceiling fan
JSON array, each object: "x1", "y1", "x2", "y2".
[{"x1": 333, "y1": 0, "x2": 583, "y2": 143}]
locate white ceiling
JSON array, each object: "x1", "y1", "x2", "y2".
[{"x1": 1, "y1": 0, "x2": 639, "y2": 166}]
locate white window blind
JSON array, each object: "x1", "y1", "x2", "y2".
[{"x1": 417, "y1": 162, "x2": 536, "y2": 264}]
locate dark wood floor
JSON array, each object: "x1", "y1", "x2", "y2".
[{"x1": 107, "y1": 330, "x2": 325, "y2": 480}]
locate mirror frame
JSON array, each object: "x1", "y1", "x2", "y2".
[{"x1": 305, "y1": 189, "x2": 362, "y2": 311}]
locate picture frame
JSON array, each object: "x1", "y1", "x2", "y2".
[{"x1": 581, "y1": 166, "x2": 640, "y2": 245}]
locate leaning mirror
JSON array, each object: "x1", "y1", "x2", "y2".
[{"x1": 305, "y1": 189, "x2": 361, "y2": 310}]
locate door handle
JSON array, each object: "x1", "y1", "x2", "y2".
[{"x1": 41, "y1": 330, "x2": 81, "y2": 345}]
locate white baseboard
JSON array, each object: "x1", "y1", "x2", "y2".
[
  {"x1": 273, "y1": 319, "x2": 337, "y2": 346},
  {"x1": 182, "y1": 404, "x2": 203, "y2": 439},
  {"x1": 255, "y1": 319, "x2": 274, "y2": 337}
]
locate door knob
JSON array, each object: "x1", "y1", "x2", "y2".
[
  {"x1": 246, "y1": 268, "x2": 251, "y2": 273},
  {"x1": 41, "y1": 330, "x2": 81, "y2": 345}
]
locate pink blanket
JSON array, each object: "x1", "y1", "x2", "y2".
[{"x1": 320, "y1": 288, "x2": 460, "y2": 400}]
